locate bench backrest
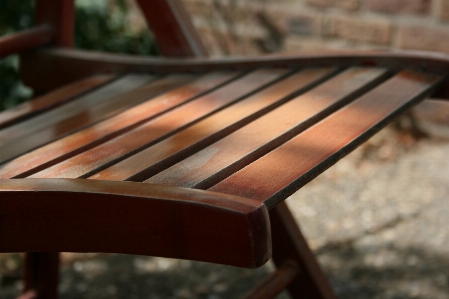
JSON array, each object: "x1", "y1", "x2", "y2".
[
  {"x1": 0, "y1": 0, "x2": 207, "y2": 59},
  {"x1": 36, "y1": 0, "x2": 207, "y2": 57}
]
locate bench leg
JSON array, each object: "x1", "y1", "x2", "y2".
[
  {"x1": 21, "y1": 252, "x2": 59, "y2": 299},
  {"x1": 270, "y1": 202, "x2": 336, "y2": 299}
]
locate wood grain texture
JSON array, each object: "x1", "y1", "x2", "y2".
[
  {"x1": 0, "y1": 72, "x2": 237, "y2": 179},
  {"x1": 29, "y1": 69, "x2": 287, "y2": 179},
  {"x1": 0, "y1": 75, "x2": 154, "y2": 145},
  {"x1": 91, "y1": 68, "x2": 336, "y2": 181},
  {"x1": 210, "y1": 70, "x2": 442, "y2": 208},
  {"x1": 0, "y1": 179, "x2": 270, "y2": 268},
  {"x1": 0, "y1": 74, "x2": 116, "y2": 129},
  {"x1": 0, "y1": 74, "x2": 192, "y2": 164},
  {"x1": 145, "y1": 67, "x2": 389, "y2": 188},
  {"x1": 0, "y1": 25, "x2": 54, "y2": 59},
  {"x1": 136, "y1": 0, "x2": 208, "y2": 57}
]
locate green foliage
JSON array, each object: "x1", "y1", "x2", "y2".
[
  {"x1": 0, "y1": 0, "x2": 34, "y2": 110},
  {"x1": 0, "y1": 56, "x2": 33, "y2": 109},
  {"x1": 74, "y1": 1, "x2": 159, "y2": 55},
  {"x1": 0, "y1": 0, "x2": 34, "y2": 33},
  {"x1": 0, "y1": 0, "x2": 159, "y2": 111}
]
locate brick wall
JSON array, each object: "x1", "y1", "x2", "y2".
[{"x1": 183, "y1": 0, "x2": 449, "y2": 56}]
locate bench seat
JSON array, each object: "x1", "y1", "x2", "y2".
[{"x1": 0, "y1": 61, "x2": 443, "y2": 270}]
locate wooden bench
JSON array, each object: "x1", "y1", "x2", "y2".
[{"x1": 1, "y1": 1, "x2": 448, "y2": 298}]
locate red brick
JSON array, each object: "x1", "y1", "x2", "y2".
[
  {"x1": 398, "y1": 25, "x2": 449, "y2": 54},
  {"x1": 287, "y1": 13, "x2": 321, "y2": 36},
  {"x1": 306, "y1": 0, "x2": 359, "y2": 10},
  {"x1": 325, "y1": 17, "x2": 392, "y2": 44},
  {"x1": 367, "y1": 0, "x2": 431, "y2": 15},
  {"x1": 438, "y1": 0, "x2": 449, "y2": 20},
  {"x1": 306, "y1": 0, "x2": 333, "y2": 8},
  {"x1": 336, "y1": 0, "x2": 360, "y2": 10}
]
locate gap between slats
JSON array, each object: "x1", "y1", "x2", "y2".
[
  {"x1": 0, "y1": 74, "x2": 201, "y2": 163},
  {"x1": 144, "y1": 67, "x2": 391, "y2": 188},
  {"x1": 0, "y1": 71, "x2": 241, "y2": 179},
  {"x1": 26, "y1": 69, "x2": 291, "y2": 179},
  {"x1": 208, "y1": 70, "x2": 443, "y2": 209},
  {"x1": 0, "y1": 74, "x2": 161, "y2": 162},
  {"x1": 0, "y1": 74, "x2": 118, "y2": 130},
  {"x1": 91, "y1": 67, "x2": 340, "y2": 182},
  {"x1": 0, "y1": 74, "x2": 156, "y2": 145}
]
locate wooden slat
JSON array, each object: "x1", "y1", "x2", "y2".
[
  {"x1": 145, "y1": 67, "x2": 389, "y2": 188},
  {"x1": 0, "y1": 75, "x2": 154, "y2": 144},
  {"x1": 0, "y1": 74, "x2": 116, "y2": 129},
  {"x1": 0, "y1": 74, "x2": 194, "y2": 163},
  {"x1": 91, "y1": 68, "x2": 337, "y2": 181},
  {"x1": 209, "y1": 70, "x2": 442, "y2": 208},
  {"x1": 0, "y1": 72, "x2": 238, "y2": 179},
  {"x1": 29, "y1": 69, "x2": 289, "y2": 179}
]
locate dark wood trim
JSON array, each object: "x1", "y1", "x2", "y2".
[
  {"x1": 270, "y1": 202, "x2": 336, "y2": 299},
  {"x1": 23, "y1": 253, "x2": 59, "y2": 299},
  {"x1": 20, "y1": 48, "x2": 449, "y2": 97},
  {"x1": 35, "y1": 0, "x2": 74, "y2": 47},
  {"x1": 0, "y1": 179, "x2": 270, "y2": 268},
  {"x1": 0, "y1": 25, "x2": 54, "y2": 59},
  {"x1": 242, "y1": 260, "x2": 298, "y2": 299},
  {"x1": 135, "y1": 0, "x2": 208, "y2": 57}
]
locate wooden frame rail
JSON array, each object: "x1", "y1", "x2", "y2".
[
  {"x1": 0, "y1": 25, "x2": 54, "y2": 59},
  {"x1": 19, "y1": 48, "x2": 449, "y2": 99}
]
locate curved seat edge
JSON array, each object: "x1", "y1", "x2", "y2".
[{"x1": 0, "y1": 179, "x2": 271, "y2": 268}]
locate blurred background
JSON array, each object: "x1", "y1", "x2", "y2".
[
  {"x1": 0, "y1": 0, "x2": 158, "y2": 111},
  {"x1": 184, "y1": 0, "x2": 449, "y2": 55},
  {"x1": 1, "y1": 0, "x2": 449, "y2": 298}
]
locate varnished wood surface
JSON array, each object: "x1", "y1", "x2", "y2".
[
  {"x1": 0, "y1": 72, "x2": 237, "y2": 179},
  {"x1": 0, "y1": 74, "x2": 191, "y2": 163},
  {"x1": 210, "y1": 70, "x2": 442, "y2": 208},
  {"x1": 29, "y1": 69, "x2": 286, "y2": 179},
  {"x1": 3, "y1": 2, "x2": 447, "y2": 297},
  {"x1": 0, "y1": 179, "x2": 270, "y2": 268},
  {"x1": 0, "y1": 74, "x2": 116, "y2": 129},
  {"x1": 145, "y1": 67, "x2": 389, "y2": 188},
  {"x1": 0, "y1": 75, "x2": 154, "y2": 144},
  {"x1": 0, "y1": 66, "x2": 443, "y2": 270},
  {"x1": 91, "y1": 68, "x2": 337, "y2": 181}
]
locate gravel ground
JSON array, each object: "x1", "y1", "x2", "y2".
[{"x1": 1, "y1": 120, "x2": 449, "y2": 299}]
